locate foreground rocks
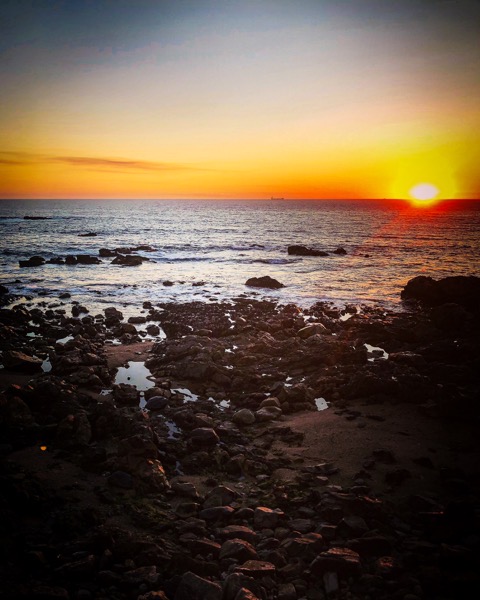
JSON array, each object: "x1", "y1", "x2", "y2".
[{"x1": 0, "y1": 276, "x2": 479, "y2": 599}]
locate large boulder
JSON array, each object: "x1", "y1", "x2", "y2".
[
  {"x1": 245, "y1": 276, "x2": 284, "y2": 289},
  {"x1": 401, "y1": 275, "x2": 480, "y2": 310}
]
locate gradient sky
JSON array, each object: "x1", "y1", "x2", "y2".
[{"x1": 1, "y1": 0, "x2": 479, "y2": 199}]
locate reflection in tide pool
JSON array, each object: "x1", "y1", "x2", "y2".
[
  {"x1": 315, "y1": 397, "x2": 329, "y2": 411},
  {"x1": 114, "y1": 361, "x2": 155, "y2": 390}
]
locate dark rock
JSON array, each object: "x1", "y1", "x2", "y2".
[
  {"x1": 24, "y1": 215, "x2": 49, "y2": 220},
  {"x1": 333, "y1": 247, "x2": 347, "y2": 255},
  {"x1": 189, "y1": 428, "x2": 220, "y2": 446},
  {"x1": 78, "y1": 232, "x2": 97, "y2": 237},
  {"x1": 104, "y1": 306, "x2": 124, "y2": 320},
  {"x1": 75, "y1": 254, "x2": 101, "y2": 264},
  {"x1": 145, "y1": 396, "x2": 169, "y2": 411},
  {"x1": 1, "y1": 350, "x2": 43, "y2": 372},
  {"x1": 310, "y1": 547, "x2": 362, "y2": 577},
  {"x1": 99, "y1": 248, "x2": 117, "y2": 257},
  {"x1": 254, "y1": 507, "x2": 284, "y2": 529},
  {"x1": 0, "y1": 284, "x2": 9, "y2": 295},
  {"x1": 174, "y1": 571, "x2": 222, "y2": 600},
  {"x1": 220, "y1": 538, "x2": 258, "y2": 562},
  {"x1": 245, "y1": 276, "x2": 284, "y2": 289},
  {"x1": 111, "y1": 254, "x2": 146, "y2": 266},
  {"x1": 19, "y1": 256, "x2": 45, "y2": 268},
  {"x1": 401, "y1": 275, "x2": 480, "y2": 310},
  {"x1": 288, "y1": 245, "x2": 328, "y2": 257},
  {"x1": 234, "y1": 560, "x2": 276, "y2": 577}
]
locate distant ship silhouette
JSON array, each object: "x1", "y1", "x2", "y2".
[{"x1": 270, "y1": 196, "x2": 285, "y2": 200}]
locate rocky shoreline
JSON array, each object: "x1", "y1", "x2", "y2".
[{"x1": 1, "y1": 277, "x2": 479, "y2": 600}]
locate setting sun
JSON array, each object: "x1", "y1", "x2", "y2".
[{"x1": 409, "y1": 183, "x2": 439, "y2": 201}]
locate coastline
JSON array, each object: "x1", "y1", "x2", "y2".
[{"x1": 1, "y1": 280, "x2": 479, "y2": 599}]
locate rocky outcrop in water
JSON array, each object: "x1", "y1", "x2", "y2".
[
  {"x1": 401, "y1": 275, "x2": 480, "y2": 310},
  {"x1": 245, "y1": 276, "x2": 284, "y2": 289},
  {"x1": 287, "y1": 245, "x2": 328, "y2": 257}
]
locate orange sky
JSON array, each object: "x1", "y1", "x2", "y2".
[{"x1": 1, "y1": 1, "x2": 479, "y2": 200}]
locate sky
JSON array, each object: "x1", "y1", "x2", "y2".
[{"x1": 1, "y1": 0, "x2": 479, "y2": 200}]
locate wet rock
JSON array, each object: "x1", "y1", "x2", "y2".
[
  {"x1": 245, "y1": 276, "x2": 284, "y2": 289},
  {"x1": 146, "y1": 324, "x2": 161, "y2": 335},
  {"x1": 174, "y1": 571, "x2": 222, "y2": 600},
  {"x1": 287, "y1": 245, "x2": 328, "y2": 257},
  {"x1": 56, "y1": 412, "x2": 92, "y2": 447},
  {"x1": 1, "y1": 350, "x2": 43, "y2": 372},
  {"x1": 333, "y1": 247, "x2": 347, "y2": 255},
  {"x1": 0, "y1": 284, "x2": 8, "y2": 295},
  {"x1": 99, "y1": 248, "x2": 117, "y2": 257},
  {"x1": 78, "y1": 232, "x2": 97, "y2": 237},
  {"x1": 19, "y1": 256, "x2": 45, "y2": 267}
]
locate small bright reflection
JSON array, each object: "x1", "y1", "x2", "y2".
[{"x1": 40, "y1": 445, "x2": 47, "y2": 451}]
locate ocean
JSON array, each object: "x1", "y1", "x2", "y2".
[{"x1": 1, "y1": 199, "x2": 479, "y2": 314}]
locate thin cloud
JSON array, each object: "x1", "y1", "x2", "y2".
[{"x1": 0, "y1": 151, "x2": 200, "y2": 173}]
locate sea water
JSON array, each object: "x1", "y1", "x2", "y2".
[{"x1": 1, "y1": 199, "x2": 479, "y2": 312}]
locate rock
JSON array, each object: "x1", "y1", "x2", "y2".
[
  {"x1": 234, "y1": 560, "x2": 276, "y2": 577},
  {"x1": 245, "y1": 276, "x2": 284, "y2": 289},
  {"x1": 337, "y1": 515, "x2": 369, "y2": 537},
  {"x1": 287, "y1": 245, "x2": 328, "y2": 256},
  {"x1": 111, "y1": 254, "x2": 146, "y2": 266},
  {"x1": 128, "y1": 315, "x2": 147, "y2": 324},
  {"x1": 174, "y1": 571, "x2": 222, "y2": 600},
  {"x1": 254, "y1": 507, "x2": 284, "y2": 529},
  {"x1": 219, "y1": 538, "x2": 258, "y2": 562},
  {"x1": 310, "y1": 547, "x2": 362, "y2": 577},
  {"x1": 113, "y1": 383, "x2": 140, "y2": 406},
  {"x1": 56, "y1": 412, "x2": 92, "y2": 447},
  {"x1": 189, "y1": 428, "x2": 220, "y2": 446},
  {"x1": 75, "y1": 254, "x2": 101, "y2": 264},
  {"x1": 172, "y1": 480, "x2": 199, "y2": 499},
  {"x1": 145, "y1": 396, "x2": 169, "y2": 411},
  {"x1": 19, "y1": 256, "x2": 45, "y2": 267},
  {"x1": 24, "y1": 215, "x2": 49, "y2": 220},
  {"x1": 401, "y1": 275, "x2": 480, "y2": 309},
  {"x1": 333, "y1": 247, "x2": 347, "y2": 255},
  {"x1": 297, "y1": 323, "x2": 328, "y2": 338},
  {"x1": 216, "y1": 526, "x2": 257, "y2": 545},
  {"x1": 232, "y1": 409, "x2": 256, "y2": 425},
  {"x1": 347, "y1": 536, "x2": 392, "y2": 557},
  {"x1": 0, "y1": 284, "x2": 9, "y2": 295},
  {"x1": 278, "y1": 583, "x2": 297, "y2": 600},
  {"x1": 199, "y1": 506, "x2": 235, "y2": 522},
  {"x1": 255, "y1": 406, "x2": 282, "y2": 422},
  {"x1": 104, "y1": 306, "x2": 124, "y2": 320},
  {"x1": 1, "y1": 350, "x2": 43, "y2": 372},
  {"x1": 146, "y1": 324, "x2": 161, "y2": 335},
  {"x1": 78, "y1": 232, "x2": 97, "y2": 237},
  {"x1": 99, "y1": 248, "x2": 117, "y2": 257}
]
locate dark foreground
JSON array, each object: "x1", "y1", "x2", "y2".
[{"x1": 1, "y1": 277, "x2": 479, "y2": 600}]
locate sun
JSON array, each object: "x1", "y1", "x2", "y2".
[{"x1": 409, "y1": 183, "x2": 439, "y2": 201}]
